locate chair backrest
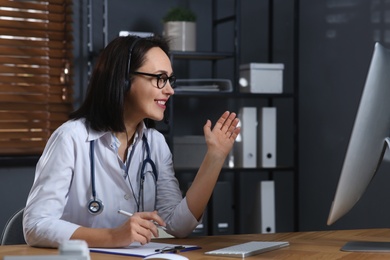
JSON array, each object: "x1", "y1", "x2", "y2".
[{"x1": 0, "y1": 208, "x2": 26, "y2": 245}]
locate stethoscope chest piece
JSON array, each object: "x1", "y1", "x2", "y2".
[{"x1": 88, "y1": 198, "x2": 104, "y2": 215}]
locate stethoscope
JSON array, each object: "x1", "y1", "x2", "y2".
[{"x1": 88, "y1": 134, "x2": 158, "y2": 215}]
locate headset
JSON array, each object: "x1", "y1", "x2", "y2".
[
  {"x1": 124, "y1": 36, "x2": 142, "y2": 92},
  {"x1": 87, "y1": 37, "x2": 158, "y2": 215}
]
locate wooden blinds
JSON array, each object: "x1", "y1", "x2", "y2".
[{"x1": 0, "y1": 0, "x2": 73, "y2": 155}]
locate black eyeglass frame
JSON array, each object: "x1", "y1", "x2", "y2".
[{"x1": 131, "y1": 71, "x2": 176, "y2": 89}]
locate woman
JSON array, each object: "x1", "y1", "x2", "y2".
[{"x1": 23, "y1": 35, "x2": 240, "y2": 248}]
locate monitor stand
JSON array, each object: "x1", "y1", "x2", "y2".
[
  {"x1": 385, "y1": 137, "x2": 390, "y2": 161},
  {"x1": 341, "y1": 137, "x2": 390, "y2": 252},
  {"x1": 342, "y1": 241, "x2": 390, "y2": 252}
]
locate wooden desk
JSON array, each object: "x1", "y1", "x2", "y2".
[{"x1": 2, "y1": 229, "x2": 390, "y2": 259}]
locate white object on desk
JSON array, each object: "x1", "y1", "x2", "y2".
[
  {"x1": 4, "y1": 257, "x2": 88, "y2": 260},
  {"x1": 143, "y1": 253, "x2": 189, "y2": 260},
  {"x1": 4, "y1": 240, "x2": 91, "y2": 260},
  {"x1": 205, "y1": 241, "x2": 289, "y2": 258},
  {"x1": 59, "y1": 240, "x2": 90, "y2": 260}
]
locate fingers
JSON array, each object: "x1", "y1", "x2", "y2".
[
  {"x1": 126, "y1": 211, "x2": 165, "y2": 244},
  {"x1": 126, "y1": 216, "x2": 153, "y2": 245},
  {"x1": 203, "y1": 119, "x2": 212, "y2": 136},
  {"x1": 142, "y1": 210, "x2": 166, "y2": 228},
  {"x1": 214, "y1": 111, "x2": 230, "y2": 130},
  {"x1": 214, "y1": 111, "x2": 240, "y2": 139}
]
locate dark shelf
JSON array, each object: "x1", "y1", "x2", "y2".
[
  {"x1": 170, "y1": 51, "x2": 234, "y2": 60},
  {"x1": 172, "y1": 91, "x2": 295, "y2": 98},
  {"x1": 174, "y1": 166, "x2": 295, "y2": 172},
  {"x1": 0, "y1": 156, "x2": 39, "y2": 167}
]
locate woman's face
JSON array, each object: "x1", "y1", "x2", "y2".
[{"x1": 126, "y1": 47, "x2": 175, "y2": 123}]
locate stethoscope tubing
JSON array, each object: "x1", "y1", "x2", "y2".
[{"x1": 88, "y1": 134, "x2": 158, "y2": 214}]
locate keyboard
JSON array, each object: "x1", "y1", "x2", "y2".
[{"x1": 204, "y1": 241, "x2": 289, "y2": 258}]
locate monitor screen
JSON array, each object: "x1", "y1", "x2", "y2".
[{"x1": 327, "y1": 42, "x2": 390, "y2": 226}]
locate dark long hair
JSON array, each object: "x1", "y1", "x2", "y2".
[{"x1": 69, "y1": 35, "x2": 170, "y2": 132}]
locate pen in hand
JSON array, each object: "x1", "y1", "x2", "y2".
[{"x1": 117, "y1": 209, "x2": 167, "y2": 231}]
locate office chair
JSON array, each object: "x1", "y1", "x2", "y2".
[{"x1": 0, "y1": 208, "x2": 26, "y2": 245}]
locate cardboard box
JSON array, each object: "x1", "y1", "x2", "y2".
[
  {"x1": 174, "y1": 136, "x2": 229, "y2": 168},
  {"x1": 173, "y1": 136, "x2": 207, "y2": 168},
  {"x1": 239, "y1": 63, "x2": 284, "y2": 93}
]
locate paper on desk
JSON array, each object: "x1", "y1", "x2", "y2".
[{"x1": 90, "y1": 242, "x2": 200, "y2": 257}]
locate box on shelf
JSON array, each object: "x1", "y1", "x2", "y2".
[
  {"x1": 239, "y1": 63, "x2": 284, "y2": 93},
  {"x1": 173, "y1": 136, "x2": 206, "y2": 169},
  {"x1": 173, "y1": 136, "x2": 229, "y2": 168}
]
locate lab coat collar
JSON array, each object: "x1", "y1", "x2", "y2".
[{"x1": 85, "y1": 120, "x2": 147, "y2": 144}]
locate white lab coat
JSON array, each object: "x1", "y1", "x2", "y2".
[{"x1": 23, "y1": 118, "x2": 200, "y2": 247}]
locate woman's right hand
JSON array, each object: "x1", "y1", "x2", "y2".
[
  {"x1": 110, "y1": 211, "x2": 166, "y2": 247},
  {"x1": 71, "y1": 211, "x2": 166, "y2": 248}
]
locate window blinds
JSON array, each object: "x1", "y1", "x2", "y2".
[{"x1": 0, "y1": 0, "x2": 73, "y2": 155}]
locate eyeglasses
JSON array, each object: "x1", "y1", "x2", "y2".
[{"x1": 132, "y1": 71, "x2": 176, "y2": 89}]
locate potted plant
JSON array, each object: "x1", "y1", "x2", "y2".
[{"x1": 162, "y1": 7, "x2": 197, "y2": 51}]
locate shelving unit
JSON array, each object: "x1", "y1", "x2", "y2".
[
  {"x1": 166, "y1": 0, "x2": 299, "y2": 235},
  {"x1": 163, "y1": 0, "x2": 295, "y2": 235}
]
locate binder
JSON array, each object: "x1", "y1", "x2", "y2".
[
  {"x1": 258, "y1": 107, "x2": 277, "y2": 168},
  {"x1": 212, "y1": 181, "x2": 234, "y2": 235},
  {"x1": 235, "y1": 107, "x2": 257, "y2": 168},
  {"x1": 255, "y1": 180, "x2": 276, "y2": 233}
]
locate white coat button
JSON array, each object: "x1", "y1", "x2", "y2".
[{"x1": 124, "y1": 194, "x2": 131, "y2": 200}]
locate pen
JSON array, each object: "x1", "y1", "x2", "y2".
[{"x1": 117, "y1": 209, "x2": 167, "y2": 231}]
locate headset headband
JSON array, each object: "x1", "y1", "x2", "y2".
[{"x1": 125, "y1": 37, "x2": 142, "y2": 91}]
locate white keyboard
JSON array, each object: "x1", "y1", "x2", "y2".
[{"x1": 204, "y1": 241, "x2": 289, "y2": 258}]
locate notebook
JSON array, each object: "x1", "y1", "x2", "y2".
[{"x1": 91, "y1": 242, "x2": 200, "y2": 257}]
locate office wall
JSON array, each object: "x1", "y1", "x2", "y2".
[{"x1": 0, "y1": 167, "x2": 35, "y2": 233}]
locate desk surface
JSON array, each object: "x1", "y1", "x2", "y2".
[{"x1": 2, "y1": 229, "x2": 390, "y2": 259}]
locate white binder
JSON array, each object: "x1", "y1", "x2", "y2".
[
  {"x1": 234, "y1": 107, "x2": 257, "y2": 168},
  {"x1": 256, "y1": 180, "x2": 276, "y2": 233},
  {"x1": 258, "y1": 107, "x2": 277, "y2": 167}
]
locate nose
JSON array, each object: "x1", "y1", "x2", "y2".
[{"x1": 163, "y1": 81, "x2": 175, "y2": 96}]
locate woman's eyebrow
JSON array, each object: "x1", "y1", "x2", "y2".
[{"x1": 155, "y1": 69, "x2": 174, "y2": 75}]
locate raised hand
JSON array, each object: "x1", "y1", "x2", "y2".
[{"x1": 203, "y1": 111, "x2": 241, "y2": 159}]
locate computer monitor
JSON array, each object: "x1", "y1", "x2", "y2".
[{"x1": 327, "y1": 42, "x2": 390, "y2": 226}]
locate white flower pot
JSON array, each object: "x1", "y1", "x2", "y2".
[{"x1": 163, "y1": 21, "x2": 196, "y2": 51}]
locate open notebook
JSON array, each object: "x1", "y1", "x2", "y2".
[{"x1": 90, "y1": 242, "x2": 200, "y2": 257}]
